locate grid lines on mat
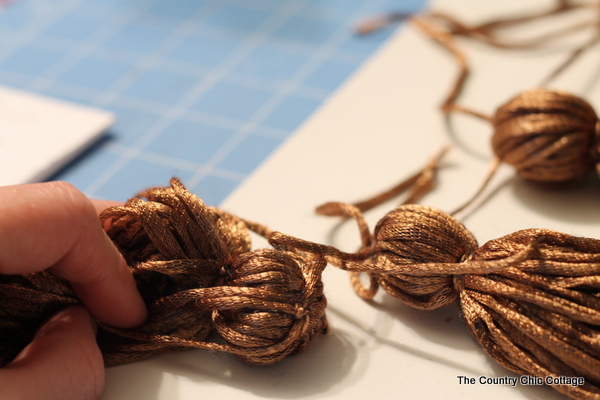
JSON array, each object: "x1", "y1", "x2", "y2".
[{"x1": 0, "y1": 0, "x2": 425, "y2": 204}]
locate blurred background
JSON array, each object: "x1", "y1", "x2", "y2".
[{"x1": 0, "y1": 0, "x2": 426, "y2": 204}]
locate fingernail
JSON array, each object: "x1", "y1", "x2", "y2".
[{"x1": 36, "y1": 306, "x2": 97, "y2": 340}]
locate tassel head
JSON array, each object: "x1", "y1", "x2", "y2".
[
  {"x1": 492, "y1": 88, "x2": 598, "y2": 184},
  {"x1": 215, "y1": 249, "x2": 328, "y2": 365}
]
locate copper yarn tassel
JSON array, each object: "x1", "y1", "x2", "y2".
[
  {"x1": 0, "y1": 178, "x2": 328, "y2": 367},
  {"x1": 491, "y1": 89, "x2": 600, "y2": 184},
  {"x1": 403, "y1": 1, "x2": 600, "y2": 212}
]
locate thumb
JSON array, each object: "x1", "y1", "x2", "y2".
[{"x1": 0, "y1": 306, "x2": 105, "y2": 400}]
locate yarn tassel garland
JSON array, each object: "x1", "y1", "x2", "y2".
[
  {"x1": 3, "y1": 158, "x2": 600, "y2": 398},
  {"x1": 0, "y1": 150, "x2": 447, "y2": 369}
]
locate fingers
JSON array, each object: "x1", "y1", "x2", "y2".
[
  {"x1": 0, "y1": 181, "x2": 147, "y2": 328},
  {"x1": 0, "y1": 306, "x2": 105, "y2": 400}
]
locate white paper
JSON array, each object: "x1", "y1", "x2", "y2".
[{"x1": 0, "y1": 86, "x2": 114, "y2": 186}]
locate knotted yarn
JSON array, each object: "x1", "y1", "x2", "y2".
[
  {"x1": 0, "y1": 178, "x2": 328, "y2": 368},
  {"x1": 211, "y1": 249, "x2": 327, "y2": 365},
  {"x1": 447, "y1": 87, "x2": 600, "y2": 214},
  {"x1": 492, "y1": 88, "x2": 600, "y2": 184},
  {"x1": 269, "y1": 203, "x2": 600, "y2": 399},
  {"x1": 102, "y1": 247, "x2": 328, "y2": 366}
]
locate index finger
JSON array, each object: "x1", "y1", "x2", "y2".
[{"x1": 0, "y1": 181, "x2": 147, "y2": 328}]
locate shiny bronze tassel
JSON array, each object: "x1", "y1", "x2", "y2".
[
  {"x1": 491, "y1": 88, "x2": 599, "y2": 184},
  {"x1": 355, "y1": 2, "x2": 600, "y2": 187},
  {"x1": 382, "y1": 2, "x2": 600, "y2": 211},
  {"x1": 101, "y1": 248, "x2": 327, "y2": 366},
  {"x1": 269, "y1": 202, "x2": 600, "y2": 399},
  {"x1": 0, "y1": 178, "x2": 328, "y2": 367}
]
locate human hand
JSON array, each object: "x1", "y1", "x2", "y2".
[{"x1": 0, "y1": 181, "x2": 148, "y2": 400}]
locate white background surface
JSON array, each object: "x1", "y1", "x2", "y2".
[
  {"x1": 101, "y1": 0, "x2": 600, "y2": 398},
  {"x1": 0, "y1": 85, "x2": 113, "y2": 186}
]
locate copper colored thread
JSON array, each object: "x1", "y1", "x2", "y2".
[
  {"x1": 411, "y1": 16, "x2": 470, "y2": 115},
  {"x1": 317, "y1": 146, "x2": 450, "y2": 216},
  {"x1": 314, "y1": 148, "x2": 449, "y2": 299},
  {"x1": 269, "y1": 203, "x2": 600, "y2": 399},
  {"x1": 450, "y1": 156, "x2": 501, "y2": 216}
]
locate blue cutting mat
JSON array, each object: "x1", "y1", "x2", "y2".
[{"x1": 0, "y1": 0, "x2": 426, "y2": 205}]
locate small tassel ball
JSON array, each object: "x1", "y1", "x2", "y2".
[
  {"x1": 372, "y1": 204, "x2": 478, "y2": 309},
  {"x1": 214, "y1": 249, "x2": 328, "y2": 365},
  {"x1": 491, "y1": 88, "x2": 599, "y2": 184}
]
